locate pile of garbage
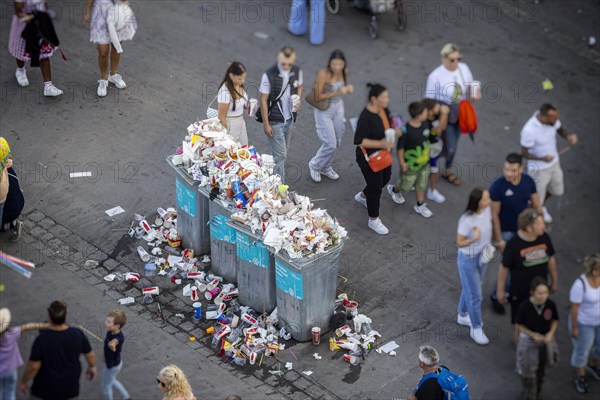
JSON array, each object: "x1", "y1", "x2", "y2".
[{"x1": 173, "y1": 118, "x2": 347, "y2": 259}]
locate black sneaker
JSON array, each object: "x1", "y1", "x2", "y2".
[
  {"x1": 490, "y1": 294, "x2": 505, "y2": 315},
  {"x1": 587, "y1": 363, "x2": 600, "y2": 381},
  {"x1": 575, "y1": 377, "x2": 589, "y2": 393}
]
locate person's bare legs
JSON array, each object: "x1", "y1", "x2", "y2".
[
  {"x1": 39, "y1": 58, "x2": 51, "y2": 82},
  {"x1": 98, "y1": 44, "x2": 110, "y2": 80},
  {"x1": 109, "y1": 43, "x2": 121, "y2": 75}
]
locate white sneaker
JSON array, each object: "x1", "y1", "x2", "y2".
[
  {"x1": 108, "y1": 73, "x2": 126, "y2": 89},
  {"x1": 43, "y1": 84, "x2": 63, "y2": 97},
  {"x1": 427, "y1": 188, "x2": 446, "y2": 204},
  {"x1": 368, "y1": 218, "x2": 389, "y2": 235},
  {"x1": 386, "y1": 185, "x2": 405, "y2": 204},
  {"x1": 542, "y1": 206, "x2": 553, "y2": 224},
  {"x1": 321, "y1": 166, "x2": 339, "y2": 180},
  {"x1": 97, "y1": 80, "x2": 108, "y2": 97},
  {"x1": 309, "y1": 165, "x2": 321, "y2": 182},
  {"x1": 470, "y1": 327, "x2": 489, "y2": 345},
  {"x1": 354, "y1": 192, "x2": 367, "y2": 208},
  {"x1": 414, "y1": 203, "x2": 433, "y2": 218},
  {"x1": 15, "y1": 68, "x2": 29, "y2": 87},
  {"x1": 457, "y1": 314, "x2": 472, "y2": 327}
]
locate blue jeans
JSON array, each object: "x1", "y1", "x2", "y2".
[
  {"x1": 268, "y1": 119, "x2": 293, "y2": 183},
  {"x1": 288, "y1": 0, "x2": 325, "y2": 45},
  {"x1": 570, "y1": 323, "x2": 600, "y2": 368},
  {"x1": 102, "y1": 362, "x2": 129, "y2": 400},
  {"x1": 442, "y1": 122, "x2": 460, "y2": 169},
  {"x1": 0, "y1": 370, "x2": 17, "y2": 400},
  {"x1": 457, "y1": 251, "x2": 487, "y2": 328}
]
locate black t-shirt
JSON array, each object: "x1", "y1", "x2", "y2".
[
  {"x1": 516, "y1": 298, "x2": 559, "y2": 334},
  {"x1": 30, "y1": 327, "x2": 92, "y2": 399},
  {"x1": 425, "y1": 116, "x2": 440, "y2": 144},
  {"x1": 104, "y1": 331, "x2": 125, "y2": 369},
  {"x1": 502, "y1": 232, "x2": 555, "y2": 301},
  {"x1": 354, "y1": 107, "x2": 392, "y2": 164},
  {"x1": 397, "y1": 122, "x2": 430, "y2": 171},
  {"x1": 415, "y1": 376, "x2": 445, "y2": 400}
]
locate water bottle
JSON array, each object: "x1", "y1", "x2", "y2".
[
  {"x1": 143, "y1": 294, "x2": 154, "y2": 304},
  {"x1": 144, "y1": 263, "x2": 157, "y2": 277}
]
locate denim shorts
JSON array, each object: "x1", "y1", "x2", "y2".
[{"x1": 570, "y1": 322, "x2": 600, "y2": 368}]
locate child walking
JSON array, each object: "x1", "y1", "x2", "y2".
[
  {"x1": 387, "y1": 101, "x2": 433, "y2": 218},
  {"x1": 83, "y1": 0, "x2": 137, "y2": 97},
  {"x1": 102, "y1": 310, "x2": 130, "y2": 400}
]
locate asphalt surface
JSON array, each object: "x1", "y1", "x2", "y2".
[{"x1": 1, "y1": 0, "x2": 599, "y2": 399}]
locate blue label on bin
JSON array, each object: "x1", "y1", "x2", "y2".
[
  {"x1": 176, "y1": 177, "x2": 196, "y2": 217},
  {"x1": 210, "y1": 214, "x2": 236, "y2": 244},
  {"x1": 237, "y1": 232, "x2": 270, "y2": 268},
  {"x1": 275, "y1": 260, "x2": 304, "y2": 300}
]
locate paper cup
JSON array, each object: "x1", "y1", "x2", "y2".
[
  {"x1": 137, "y1": 246, "x2": 150, "y2": 262},
  {"x1": 190, "y1": 286, "x2": 199, "y2": 301},
  {"x1": 248, "y1": 98, "x2": 258, "y2": 116},
  {"x1": 471, "y1": 81, "x2": 481, "y2": 100},
  {"x1": 206, "y1": 279, "x2": 221, "y2": 291},
  {"x1": 205, "y1": 287, "x2": 221, "y2": 300},
  {"x1": 385, "y1": 128, "x2": 396, "y2": 143}
]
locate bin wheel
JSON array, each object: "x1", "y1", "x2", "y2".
[
  {"x1": 369, "y1": 16, "x2": 378, "y2": 39},
  {"x1": 327, "y1": 0, "x2": 340, "y2": 14}
]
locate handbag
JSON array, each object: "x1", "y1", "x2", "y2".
[
  {"x1": 255, "y1": 80, "x2": 291, "y2": 123},
  {"x1": 361, "y1": 109, "x2": 393, "y2": 172},
  {"x1": 304, "y1": 87, "x2": 329, "y2": 111},
  {"x1": 206, "y1": 93, "x2": 219, "y2": 119}
]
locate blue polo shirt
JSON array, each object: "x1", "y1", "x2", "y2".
[{"x1": 489, "y1": 174, "x2": 537, "y2": 233}]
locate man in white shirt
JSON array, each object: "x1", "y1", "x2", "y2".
[
  {"x1": 259, "y1": 47, "x2": 303, "y2": 183},
  {"x1": 520, "y1": 104, "x2": 578, "y2": 223}
]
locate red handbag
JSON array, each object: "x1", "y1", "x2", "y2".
[
  {"x1": 458, "y1": 99, "x2": 478, "y2": 134},
  {"x1": 361, "y1": 110, "x2": 393, "y2": 172}
]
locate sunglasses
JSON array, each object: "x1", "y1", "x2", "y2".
[
  {"x1": 447, "y1": 57, "x2": 462, "y2": 63},
  {"x1": 156, "y1": 378, "x2": 166, "y2": 388}
]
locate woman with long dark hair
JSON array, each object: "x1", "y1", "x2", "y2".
[
  {"x1": 353, "y1": 83, "x2": 394, "y2": 235},
  {"x1": 456, "y1": 187, "x2": 493, "y2": 345},
  {"x1": 308, "y1": 49, "x2": 354, "y2": 182},
  {"x1": 217, "y1": 62, "x2": 249, "y2": 145}
]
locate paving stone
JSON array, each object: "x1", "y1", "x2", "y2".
[
  {"x1": 102, "y1": 258, "x2": 121, "y2": 271},
  {"x1": 84, "y1": 276, "x2": 102, "y2": 286},
  {"x1": 38, "y1": 218, "x2": 56, "y2": 230},
  {"x1": 189, "y1": 328, "x2": 202, "y2": 338},
  {"x1": 63, "y1": 234, "x2": 81, "y2": 248},
  {"x1": 29, "y1": 226, "x2": 47, "y2": 239},
  {"x1": 74, "y1": 270, "x2": 91, "y2": 279},
  {"x1": 39, "y1": 232, "x2": 54, "y2": 242},
  {"x1": 195, "y1": 345, "x2": 213, "y2": 357},
  {"x1": 305, "y1": 385, "x2": 328, "y2": 399},
  {"x1": 186, "y1": 340, "x2": 202, "y2": 349},
  {"x1": 150, "y1": 317, "x2": 167, "y2": 328},
  {"x1": 288, "y1": 391, "x2": 310, "y2": 400},
  {"x1": 168, "y1": 298, "x2": 188, "y2": 312},
  {"x1": 293, "y1": 377, "x2": 312, "y2": 390},
  {"x1": 167, "y1": 316, "x2": 184, "y2": 326},
  {"x1": 264, "y1": 375, "x2": 281, "y2": 387},
  {"x1": 158, "y1": 291, "x2": 176, "y2": 303},
  {"x1": 91, "y1": 267, "x2": 110, "y2": 279},
  {"x1": 284, "y1": 370, "x2": 301, "y2": 382},
  {"x1": 125, "y1": 287, "x2": 142, "y2": 298},
  {"x1": 129, "y1": 304, "x2": 145, "y2": 313},
  {"x1": 50, "y1": 225, "x2": 73, "y2": 241},
  {"x1": 87, "y1": 249, "x2": 109, "y2": 263},
  {"x1": 94, "y1": 283, "x2": 111, "y2": 292},
  {"x1": 63, "y1": 263, "x2": 80, "y2": 272},
  {"x1": 23, "y1": 219, "x2": 37, "y2": 231},
  {"x1": 241, "y1": 375, "x2": 265, "y2": 388},
  {"x1": 179, "y1": 322, "x2": 196, "y2": 332},
  {"x1": 106, "y1": 290, "x2": 123, "y2": 300},
  {"x1": 162, "y1": 325, "x2": 179, "y2": 334},
  {"x1": 138, "y1": 312, "x2": 152, "y2": 321},
  {"x1": 47, "y1": 238, "x2": 64, "y2": 250},
  {"x1": 174, "y1": 332, "x2": 189, "y2": 343},
  {"x1": 27, "y1": 211, "x2": 46, "y2": 223}
]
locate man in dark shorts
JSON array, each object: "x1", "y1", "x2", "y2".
[
  {"x1": 497, "y1": 209, "x2": 558, "y2": 325},
  {"x1": 19, "y1": 301, "x2": 96, "y2": 400}
]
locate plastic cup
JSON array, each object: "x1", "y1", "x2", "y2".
[
  {"x1": 385, "y1": 128, "x2": 396, "y2": 143},
  {"x1": 311, "y1": 327, "x2": 321, "y2": 345}
]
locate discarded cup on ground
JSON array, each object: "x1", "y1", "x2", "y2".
[
  {"x1": 311, "y1": 327, "x2": 321, "y2": 345},
  {"x1": 139, "y1": 219, "x2": 152, "y2": 233},
  {"x1": 205, "y1": 310, "x2": 220, "y2": 320},
  {"x1": 117, "y1": 297, "x2": 135, "y2": 305},
  {"x1": 190, "y1": 286, "x2": 200, "y2": 301},
  {"x1": 142, "y1": 286, "x2": 160, "y2": 296},
  {"x1": 205, "y1": 287, "x2": 221, "y2": 300},
  {"x1": 137, "y1": 246, "x2": 150, "y2": 262},
  {"x1": 192, "y1": 302, "x2": 202, "y2": 320}
]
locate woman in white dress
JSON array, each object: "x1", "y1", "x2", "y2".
[{"x1": 217, "y1": 62, "x2": 249, "y2": 146}]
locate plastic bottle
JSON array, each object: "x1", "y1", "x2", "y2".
[{"x1": 143, "y1": 294, "x2": 154, "y2": 304}]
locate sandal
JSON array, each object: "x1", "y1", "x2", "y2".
[{"x1": 443, "y1": 172, "x2": 462, "y2": 186}]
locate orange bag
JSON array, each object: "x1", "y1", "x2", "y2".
[{"x1": 458, "y1": 99, "x2": 478, "y2": 134}]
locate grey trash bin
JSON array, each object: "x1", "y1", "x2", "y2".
[
  {"x1": 227, "y1": 221, "x2": 276, "y2": 314},
  {"x1": 274, "y1": 241, "x2": 345, "y2": 342},
  {"x1": 207, "y1": 197, "x2": 238, "y2": 283},
  {"x1": 166, "y1": 156, "x2": 211, "y2": 255}
]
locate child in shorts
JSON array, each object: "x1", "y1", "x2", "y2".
[{"x1": 387, "y1": 101, "x2": 433, "y2": 218}]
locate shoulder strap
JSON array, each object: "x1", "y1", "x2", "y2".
[
  {"x1": 579, "y1": 275, "x2": 586, "y2": 294},
  {"x1": 379, "y1": 109, "x2": 390, "y2": 130}
]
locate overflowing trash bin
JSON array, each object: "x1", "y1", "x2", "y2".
[
  {"x1": 227, "y1": 220, "x2": 276, "y2": 314},
  {"x1": 274, "y1": 241, "x2": 345, "y2": 342},
  {"x1": 166, "y1": 156, "x2": 211, "y2": 254},
  {"x1": 207, "y1": 196, "x2": 238, "y2": 283}
]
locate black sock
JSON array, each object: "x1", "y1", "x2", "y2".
[{"x1": 417, "y1": 201, "x2": 423, "y2": 206}]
